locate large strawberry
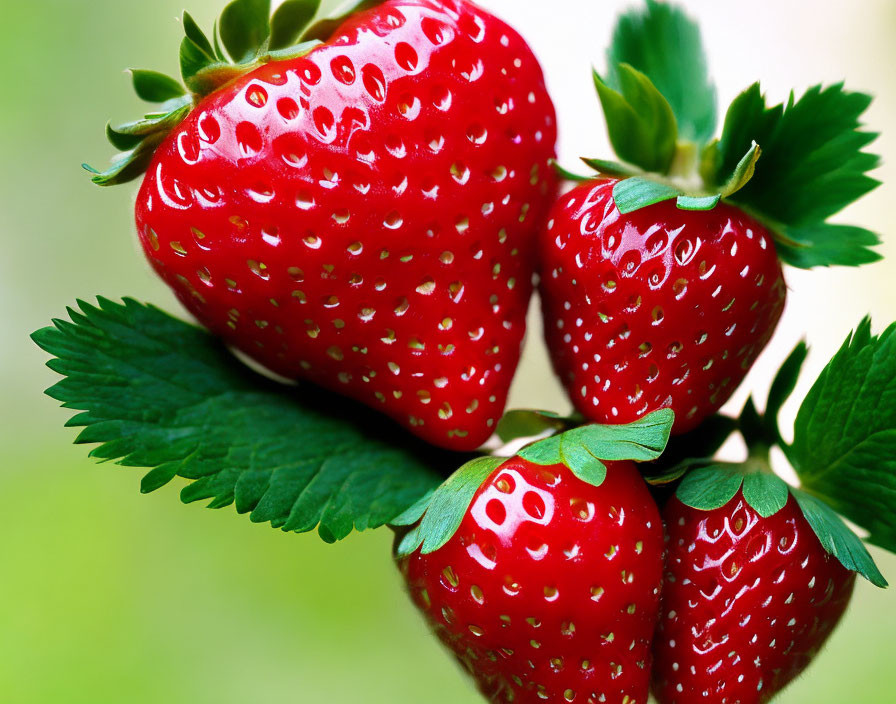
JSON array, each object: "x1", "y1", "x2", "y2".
[
  {"x1": 395, "y1": 413, "x2": 674, "y2": 704},
  {"x1": 88, "y1": 0, "x2": 558, "y2": 450},
  {"x1": 653, "y1": 492, "x2": 855, "y2": 704},
  {"x1": 541, "y1": 1, "x2": 879, "y2": 434}
]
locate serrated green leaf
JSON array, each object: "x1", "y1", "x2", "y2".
[
  {"x1": 792, "y1": 489, "x2": 887, "y2": 587},
  {"x1": 395, "y1": 456, "x2": 505, "y2": 557},
  {"x1": 765, "y1": 341, "x2": 808, "y2": 433},
  {"x1": 520, "y1": 409, "x2": 674, "y2": 486},
  {"x1": 219, "y1": 0, "x2": 272, "y2": 63},
  {"x1": 676, "y1": 194, "x2": 720, "y2": 211},
  {"x1": 786, "y1": 319, "x2": 896, "y2": 554},
  {"x1": 594, "y1": 66, "x2": 678, "y2": 174},
  {"x1": 32, "y1": 298, "x2": 448, "y2": 541},
  {"x1": 613, "y1": 177, "x2": 682, "y2": 214},
  {"x1": 677, "y1": 465, "x2": 744, "y2": 510},
  {"x1": 741, "y1": 473, "x2": 790, "y2": 518},
  {"x1": 776, "y1": 223, "x2": 882, "y2": 269},
  {"x1": 130, "y1": 70, "x2": 186, "y2": 103},
  {"x1": 608, "y1": 0, "x2": 716, "y2": 144},
  {"x1": 710, "y1": 83, "x2": 881, "y2": 267},
  {"x1": 270, "y1": 0, "x2": 320, "y2": 50}
]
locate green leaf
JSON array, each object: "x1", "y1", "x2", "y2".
[
  {"x1": 741, "y1": 473, "x2": 790, "y2": 518},
  {"x1": 718, "y1": 140, "x2": 762, "y2": 197},
  {"x1": 710, "y1": 83, "x2": 881, "y2": 267},
  {"x1": 129, "y1": 70, "x2": 186, "y2": 103},
  {"x1": 182, "y1": 11, "x2": 217, "y2": 59},
  {"x1": 32, "y1": 298, "x2": 449, "y2": 541},
  {"x1": 765, "y1": 340, "x2": 808, "y2": 431},
  {"x1": 676, "y1": 194, "x2": 720, "y2": 211},
  {"x1": 395, "y1": 456, "x2": 505, "y2": 557},
  {"x1": 594, "y1": 65, "x2": 678, "y2": 174},
  {"x1": 612, "y1": 177, "x2": 681, "y2": 214},
  {"x1": 219, "y1": 0, "x2": 272, "y2": 63},
  {"x1": 608, "y1": 0, "x2": 716, "y2": 144},
  {"x1": 270, "y1": 0, "x2": 320, "y2": 50},
  {"x1": 792, "y1": 489, "x2": 887, "y2": 587},
  {"x1": 519, "y1": 409, "x2": 674, "y2": 486},
  {"x1": 580, "y1": 158, "x2": 640, "y2": 179},
  {"x1": 776, "y1": 223, "x2": 882, "y2": 269},
  {"x1": 676, "y1": 464, "x2": 744, "y2": 510},
  {"x1": 496, "y1": 409, "x2": 574, "y2": 444},
  {"x1": 180, "y1": 36, "x2": 219, "y2": 87},
  {"x1": 786, "y1": 319, "x2": 896, "y2": 554}
]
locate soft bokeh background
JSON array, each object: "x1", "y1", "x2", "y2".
[{"x1": 2, "y1": 0, "x2": 894, "y2": 701}]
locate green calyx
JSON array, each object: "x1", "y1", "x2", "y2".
[
  {"x1": 666, "y1": 324, "x2": 896, "y2": 588},
  {"x1": 84, "y1": 0, "x2": 382, "y2": 186},
  {"x1": 392, "y1": 410, "x2": 675, "y2": 557},
  {"x1": 565, "y1": 0, "x2": 881, "y2": 269}
]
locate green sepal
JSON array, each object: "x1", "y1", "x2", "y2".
[
  {"x1": 270, "y1": 0, "x2": 322, "y2": 50},
  {"x1": 786, "y1": 318, "x2": 896, "y2": 554},
  {"x1": 552, "y1": 160, "x2": 593, "y2": 183},
  {"x1": 129, "y1": 70, "x2": 187, "y2": 103},
  {"x1": 792, "y1": 490, "x2": 887, "y2": 588},
  {"x1": 607, "y1": 0, "x2": 716, "y2": 144},
  {"x1": 612, "y1": 177, "x2": 681, "y2": 214},
  {"x1": 676, "y1": 464, "x2": 745, "y2": 510},
  {"x1": 676, "y1": 194, "x2": 720, "y2": 211},
  {"x1": 389, "y1": 489, "x2": 436, "y2": 527},
  {"x1": 219, "y1": 0, "x2": 272, "y2": 63},
  {"x1": 580, "y1": 158, "x2": 640, "y2": 179},
  {"x1": 496, "y1": 409, "x2": 578, "y2": 444},
  {"x1": 741, "y1": 473, "x2": 790, "y2": 518},
  {"x1": 594, "y1": 65, "x2": 678, "y2": 175},
  {"x1": 519, "y1": 409, "x2": 674, "y2": 487},
  {"x1": 394, "y1": 456, "x2": 506, "y2": 557},
  {"x1": 183, "y1": 11, "x2": 217, "y2": 59}
]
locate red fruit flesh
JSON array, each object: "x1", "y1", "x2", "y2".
[
  {"x1": 653, "y1": 494, "x2": 855, "y2": 704},
  {"x1": 135, "y1": 0, "x2": 558, "y2": 450},
  {"x1": 539, "y1": 179, "x2": 786, "y2": 434},
  {"x1": 400, "y1": 458, "x2": 664, "y2": 703}
]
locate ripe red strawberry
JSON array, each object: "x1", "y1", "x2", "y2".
[
  {"x1": 94, "y1": 0, "x2": 558, "y2": 450},
  {"x1": 653, "y1": 492, "x2": 855, "y2": 703},
  {"x1": 399, "y1": 456, "x2": 664, "y2": 703},
  {"x1": 539, "y1": 178, "x2": 786, "y2": 434}
]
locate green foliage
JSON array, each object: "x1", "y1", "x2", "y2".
[
  {"x1": 219, "y1": 0, "x2": 272, "y2": 63},
  {"x1": 129, "y1": 70, "x2": 186, "y2": 102},
  {"x1": 792, "y1": 490, "x2": 887, "y2": 588},
  {"x1": 495, "y1": 409, "x2": 577, "y2": 444},
  {"x1": 765, "y1": 341, "x2": 808, "y2": 432},
  {"x1": 270, "y1": 0, "x2": 321, "y2": 50},
  {"x1": 608, "y1": 0, "x2": 716, "y2": 143},
  {"x1": 593, "y1": 66, "x2": 678, "y2": 174},
  {"x1": 676, "y1": 464, "x2": 745, "y2": 510},
  {"x1": 394, "y1": 457, "x2": 505, "y2": 557},
  {"x1": 612, "y1": 177, "x2": 681, "y2": 214},
  {"x1": 518, "y1": 409, "x2": 674, "y2": 487},
  {"x1": 32, "y1": 298, "x2": 449, "y2": 542},
  {"x1": 707, "y1": 83, "x2": 881, "y2": 268},
  {"x1": 787, "y1": 319, "x2": 896, "y2": 554}
]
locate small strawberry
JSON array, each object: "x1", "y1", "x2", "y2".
[
  {"x1": 89, "y1": 0, "x2": 558, "y2": 450},
  {"x1": 396, "y1": 414, "x2": 674, "y2": 704},
  {"x1": 540, "y1": 181, "x2": 785, "y2": 434},
  {"x1": 541, "y1": 0, "x2": 879, "y2": 434},
  {"x1": 652, "y1": 492, "x2": 855, "y2": 704}
]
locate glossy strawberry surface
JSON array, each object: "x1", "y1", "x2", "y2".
[
  {"x1": 399, "y1": 457, "x2": 664, "y2": 703},
  {"x1": 539, "y1": 179, "x2": 786, "y2": 434},
  {"x1": 135, "y1": 0, "x2": 557, "y2": 450},
  {"x1": 653, "y1": 493, "x2": 855, "y2": 704}
]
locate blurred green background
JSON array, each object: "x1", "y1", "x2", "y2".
[{"x1": 2, "y1": 0, "x2": 895, "y2": 701}]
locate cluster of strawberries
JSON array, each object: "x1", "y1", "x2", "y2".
[{"x1": 88, "y1": 0, "x2": 886, "y2": 702}]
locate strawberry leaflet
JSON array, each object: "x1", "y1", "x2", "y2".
[{"x1": 32, "y1": 298, "x2": 451, "y2": 542}]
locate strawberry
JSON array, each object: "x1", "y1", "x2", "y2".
[
  {"x1": 90, "y1": 0, "x2": 558, "y2": 450},
  {"x1": 399, "y1": 456, "x2": 664, "y2": 704},
  {"x1": 539, "y1": 178, "x2": 786, "y2": 434},
  {"x1": 653, "y1": 492, "x2": 855, "y2": 704}
]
